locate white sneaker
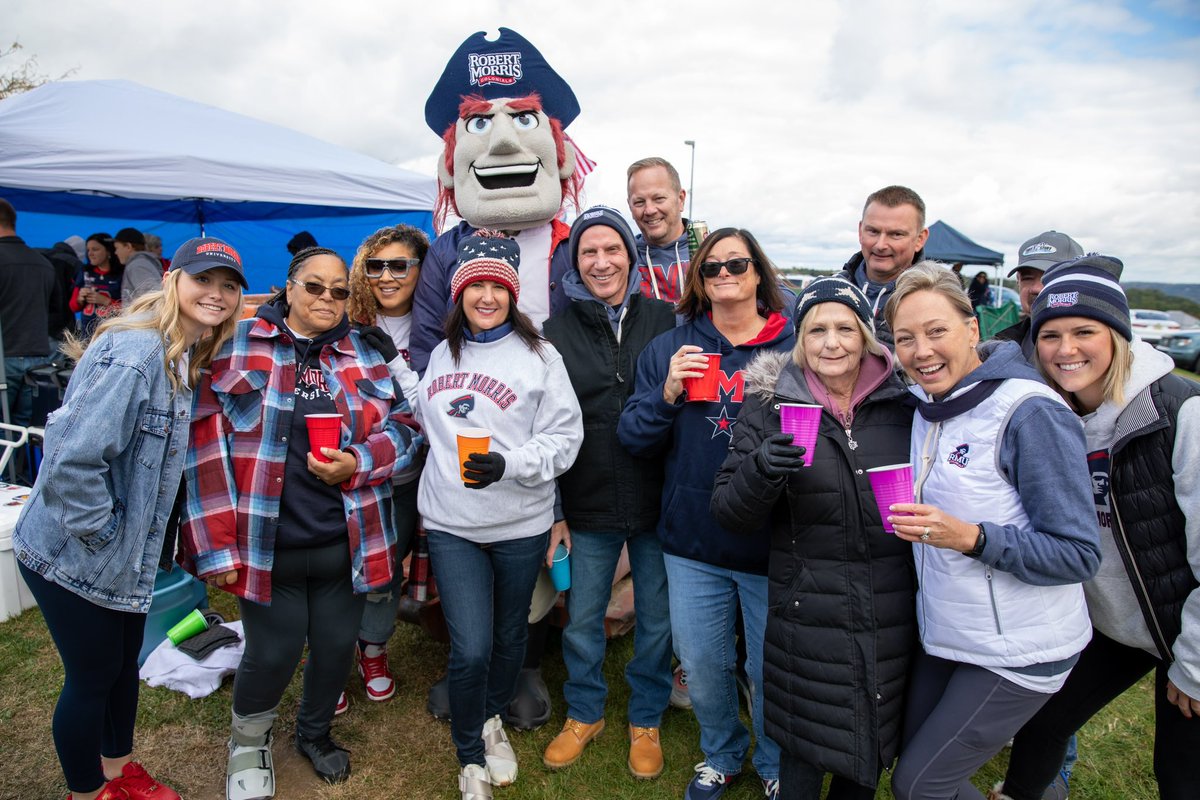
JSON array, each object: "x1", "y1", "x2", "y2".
[
  {"x1": 459, "y1": 763, "x2": 492, "y2": 800},
  {"x1": 482, "y1": 714, "x2": 518, "y2": 786}
]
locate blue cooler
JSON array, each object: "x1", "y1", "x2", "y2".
[{"x1": 139, "y1": 566, "x2": 209, "y2": 666}]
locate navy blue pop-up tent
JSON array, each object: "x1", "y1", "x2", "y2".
[
  {"x1": 923, "y1": 220, "x2": 1004, "y2": 266},
  {"x1": 0, "y1": 80, "x2": 436, "y2": 291}
]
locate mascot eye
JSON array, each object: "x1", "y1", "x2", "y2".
[
  {"x1": 465, "y1": 116, "x2": 493, "y2": 135},
  {"x1": 512, "y1": 112, "x2": 539, "y2": 130}
]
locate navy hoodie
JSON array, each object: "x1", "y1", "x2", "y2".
[
  {"x1": 257, "y1": 300, "x2": 351, "y2": 549},
  {"x1": 618, "y1": 311, "x2": 795, "y2": 574}
]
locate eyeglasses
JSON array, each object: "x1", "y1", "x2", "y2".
[
  {"x1": 364, "y1": 257, "x2": 420, "y2": 279},
  {"x1": 698, "y1": 257, "x2": 755, "y2": 279},
  {"x1": 289, "y1": 279, "x2": 350, "y2": 301}
]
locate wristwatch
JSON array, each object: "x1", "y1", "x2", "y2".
[{"x1": 966, "y1": 524, "x2": 986, "y2": 558}]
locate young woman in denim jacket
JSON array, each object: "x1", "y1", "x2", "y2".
[{"x1": 14, "y1": 237, "x2": 246, "y2": 800}]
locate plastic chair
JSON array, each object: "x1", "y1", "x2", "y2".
[{"x1": 0, "y1": 423, "x2": 30, "y2": 475}]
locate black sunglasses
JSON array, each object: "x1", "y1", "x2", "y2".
[
  {"x1": 698, "y1": 257, "x2": 755, "y2": 279},
  {"x1": 364, "y1": 257, "x2": 420, "y2": 279},
  {"x1": 290, "y1": 279, "x2": 350, "y2": 301}
]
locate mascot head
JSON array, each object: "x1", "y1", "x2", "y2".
[{"x1": 426, "y1": 28, "x2": 583, "y2": 231}]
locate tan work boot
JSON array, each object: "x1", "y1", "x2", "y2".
[
  {"x1": 542, "y1": 718, "x2": 606, "y2": 769},
  {"x1": 628, "y1": 724, "x2": 664, "y2": 779}
]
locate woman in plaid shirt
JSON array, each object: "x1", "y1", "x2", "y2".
[{"x1": 179, "y1": 247, "x2": 421, "y2": 798}]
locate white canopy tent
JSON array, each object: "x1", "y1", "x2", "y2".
[{"x1": 0, "y1": 79, "x2": 436, "y2": 290}]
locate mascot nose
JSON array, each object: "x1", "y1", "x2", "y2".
[{"x1": 487, "y1": 116, "x2": 522, "y2": 155}]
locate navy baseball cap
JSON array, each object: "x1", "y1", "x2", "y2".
[
  {"x1": 170, "y1": 237, "x2": 248, "y2": 288},
  {"x1": 424, "y1": 27, "x2": 580, "y2": 135}
]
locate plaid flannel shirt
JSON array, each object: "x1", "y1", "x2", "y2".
[{"x1": 179, "y1": 315, "x2": 422, "y2": 605}]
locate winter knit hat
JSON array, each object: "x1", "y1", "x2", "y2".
[
  {"x1": 451, "y1": 231, "x2": 521, "y2": 303},
  {"x1": 568, "y1": 206, "x2": 638, "y2": 272},
  {"x1": 1031, "y1": 254, "x2": 1130, "y2": 341},
  {"x1": 793, "y1": 276, "x2": 874, "y2": 333}
]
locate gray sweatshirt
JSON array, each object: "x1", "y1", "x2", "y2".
[
  {"x1": 1079, "y1": 339, "x2": 1200, "y2": 698},
  {"x1": 120, "y1": 251, "x2": 163, "y2": 304},
  {"x1": 415, "y1": 329, "x2": 583, "y2": 543}
]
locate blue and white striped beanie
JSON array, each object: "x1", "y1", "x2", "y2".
[{"x1": 1031, "y1": 254, "x2": 1130, "y2": 341}]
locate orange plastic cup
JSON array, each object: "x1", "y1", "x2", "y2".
[
  {"x1": 457, "y1": 427, "x2": 491, "y2": 484},
  {"x1": 305, "y1": 413, "x2": 342, "y2": 463}
]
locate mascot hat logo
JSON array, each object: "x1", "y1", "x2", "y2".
[{"x1": 425, "y1": 27, "x2": 580, "y2": 135}]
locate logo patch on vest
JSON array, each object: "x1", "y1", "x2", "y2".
[
  {"x1": 447, "y1": 394, "x2": 475, "y2": 418},
  {"x1": 947, "y1": 443, "x2": 970, "y2": 469}
]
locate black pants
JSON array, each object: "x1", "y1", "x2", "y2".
[
  {"x1": 233, "y1": 540, "x2": 365, "y2": 739},
  {"x1": 780, "y1": 752, "x2": 879, "y2": 800},
  {"x1": 20, "y1": 563, "x2": 145, "y2": 794},
  {"x1": 1004, "y1": 631, "x2": 1200, "y2": 800}
]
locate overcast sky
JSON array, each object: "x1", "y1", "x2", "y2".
[{"x1": 7, "y1": 0, "x2": 1200, "y2": 282}]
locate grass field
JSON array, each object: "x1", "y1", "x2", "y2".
[{"x1": 0, "y1": 585, "x2": 1161, "y2": 800}]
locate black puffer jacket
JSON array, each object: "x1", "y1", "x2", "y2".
[
  {"x1": 711, "y1": 350, "x2": 917, "y2": 787},
  {"x1": 543, "y1": 292, "x2": 675, "y2": 531}
]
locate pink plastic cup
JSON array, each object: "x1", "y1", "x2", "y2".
[
  {"x1": 867, "y1": 463, "x2": 915, "y2": 533},
  {"x1": 683, "y1": 353, "x2": 722, "y2": 402},
  {"x1": 778, "y1": 403, "x2": 822, "y2": 467},
  {"x1": 305, "y1": 413, "x2": 342, "y2": 463}
]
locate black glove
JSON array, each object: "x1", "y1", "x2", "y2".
[
  {"x1": 359, "y1": 325, "x2": 399, "y2": 363},
  {"x1": 463, "y1": 451, "x2": 506, "y2": 489},
  {"x1": 755, "y1": 433, "x2": 806, "y2": 479}
]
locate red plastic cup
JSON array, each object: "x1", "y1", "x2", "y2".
[
  {"x1": 867, "y1": 463, "x2": 915, "y2": 533},
  {"x1": 778, "y1": 403, "x2": 822, "y2": 467},
  {"x1": 305, "y1": 413, "x2": 342, "y2": 463},
  {"x1": 683, "y1": 353, "x2": 722, "y2": 402}
]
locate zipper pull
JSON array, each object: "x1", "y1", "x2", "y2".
[{"x1": 845, "y1": 426, "x2": 858, "y2": 450}]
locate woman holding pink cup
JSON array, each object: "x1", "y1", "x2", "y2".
[
  {"x1": 883, "y1": 263, "x2": 1100, "y2": 800},
  {"x1": 711, "y1": 276, "x2": 916, "y2": 798}
]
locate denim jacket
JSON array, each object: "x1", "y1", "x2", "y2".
[{"x1": 15, "y1": 327, "x2": 192, "y2": 612}]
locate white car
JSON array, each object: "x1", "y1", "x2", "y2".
[{"x1": 1131, "y1": 309, "x2": 1181, "y2": 343}]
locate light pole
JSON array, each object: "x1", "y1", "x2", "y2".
[{"x1": 684, "y1": 140, "x2": 695, "y2": 222}]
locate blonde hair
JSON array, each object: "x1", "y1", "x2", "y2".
[
  {"x1": 346, "y1": 225, "x2": 430, "y2": 324},
  {"x1": 883, "y1": 261, "x2": 974, "y2": 330},
  {"x1": 62, "y1": 270, "x2": 243, "y2": 392},
  {"x1": 792, "y1": 308, "x2": 885, "y2": 369},
  {"x1": 1036, "y1": 326, "x2": 1132, "y2": 412}
]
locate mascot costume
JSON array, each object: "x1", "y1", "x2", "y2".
[
  {"x1": 410, "y1": 26, "x2": 584, "y2": 373},
  {"x1": 414, "y1": 27, "x2": 586, "y2": 730}
]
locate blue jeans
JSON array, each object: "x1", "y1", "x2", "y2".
[
  {"x1": 663, "y1": 553, "x2": 779, "y2": 780},
  {"x1": 358, "y1": 479, "x2": 420, "y2": 643},
  {"x1": 561, "y1": 529, "x2": 672, "y2": 727},
  {"x1": 427, "y1": 528, "x2": 548, "y2": 767},
  {"x1": 5, "y1": 354, "x2": 44, "y2": 428}
]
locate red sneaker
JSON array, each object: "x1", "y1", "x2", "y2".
[
  {"x1": 335, "y1": 690, "x2": 349, "y2": 716},
  {"x1": 357, "y1": 643, "x2": 396, "y2": 702},
  {"x1": 105, "y1": 762, "x2": 180, "y2": 800}
]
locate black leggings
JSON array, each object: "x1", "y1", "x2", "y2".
[
  {"x1": 1003, "y1": 631, "x2": 1200, "y2": 800},
  {"x1": 20, "y1": 563, "x2": 146, "y2": 794},
  {"x1": 780, "y1": 752, "x2": 880, "y2": 799},
  {"x1": 233, "y1": 540, "x2": 365, "y2": 739}
]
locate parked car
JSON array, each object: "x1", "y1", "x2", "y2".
[
  {"x1": 1157, "y1": 330, "x2": 1200, "y2": 374},
  {"x1": 1131, "y1": 308, "x2": 1181, "y2": 343},
  {"x1": 988, "y1": 285, "x2": 1020, "y2": 307}
]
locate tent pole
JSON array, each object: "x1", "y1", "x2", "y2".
[{"x1": 195, "y1": 198, "x2": 206, "y2": 237}]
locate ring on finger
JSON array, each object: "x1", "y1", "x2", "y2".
[{"x1": 921, "y1": 527, "x2": 931, "y2": 541}]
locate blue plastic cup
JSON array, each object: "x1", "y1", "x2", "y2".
[{"x1": 549, "y1": 544, "x2": 571, "y2": 591}]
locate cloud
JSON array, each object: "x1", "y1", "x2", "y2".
[{"x1": 7, "y1": 0, "x2": 1200, "y2": 281}]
